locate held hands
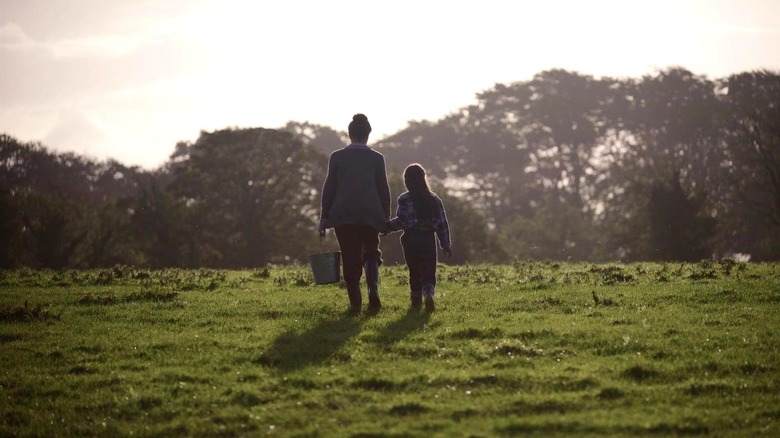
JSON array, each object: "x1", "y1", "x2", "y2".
[{"x1": 442, "y1": 246, "x2": 453, "y2": 258}]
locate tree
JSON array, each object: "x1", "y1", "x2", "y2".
[
  {"x1": 126, "y1": 174, "x2": 188, "y2": 267},
  {"x1": 714, "y1": 70, "x2": 780, "y2": 259},
  {"x1": 0, "y1": 186, "x2": 22, "y2": 267},
  {"x1": 79, "y1": 199, "x2": 141, "y2": 267},
  {"x1": 168, "y1": 128, "x2": 327, "y2": 267},
  {"x1": 597, "y1": 68, "x2": 723, "y2": 260},
  {"x1": 380, "y1": 70, "x2": 623, "y2": 261},
  {"x1": 440, "y1": 190, "x2": 507, "y2": 264},
  {"x1": 18, "y1": 191, "x2": 89, "y2": 268},
  {"x1": 723, "y1": 71, "x2": 780, "y2": 225},
  {"x1": 284, "y1": 121, "x2": 348, "y2": 156},
  {"x1": 498, "y1": 194, "x2": 599, "y2": 261},
  {"x1": 647, "y1": 176, "x2": 716, "y2": 261}
]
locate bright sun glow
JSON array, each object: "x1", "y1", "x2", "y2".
[{"x1": 1, "y1": 0, "x2": 779, "y2": 168}]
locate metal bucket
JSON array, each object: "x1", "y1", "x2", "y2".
[{"x1": 309, "y1": 251, "x2": 341, "y2": 284}]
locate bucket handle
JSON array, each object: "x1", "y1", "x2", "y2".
[
  {"x1": 317, "y1": 235, "x2": 340, "y2": 255},
  {"x1": 319, "y1": 235, "x2": 335, "y2": 254}
]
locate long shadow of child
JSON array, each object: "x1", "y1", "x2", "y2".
[{"x1": 372, "y1": 310, "x2": 431, "y2": 346}]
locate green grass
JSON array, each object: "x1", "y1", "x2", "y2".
[{"x1": 1, "y1": 261, "x2": 779, "y2": 437}]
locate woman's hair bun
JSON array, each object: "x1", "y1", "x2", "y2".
[{"x1": 348, "y1": 113, "x2": 372, "y2": 140}]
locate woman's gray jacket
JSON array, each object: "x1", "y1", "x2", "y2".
[{"x1": 320, "y1": 144, "x2": 391, "y2": 231}]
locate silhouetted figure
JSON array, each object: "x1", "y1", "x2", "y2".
[
  {"x1": 385, "y1": 164, "x2": 452, "y2": 312},
  {"x1": 319, "y1": 114, "x2": 391, "y2": 313}
]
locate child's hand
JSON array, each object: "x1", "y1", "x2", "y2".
[{"x1": 443, "y1": 246, "x2": 453, "y2": 258}]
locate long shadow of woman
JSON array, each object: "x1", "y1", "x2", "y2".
[{"x1": 256, "y1": 312, "x2": 361, "y2": 372}]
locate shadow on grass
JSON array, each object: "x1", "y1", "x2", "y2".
[
  {"x1": 255, "y1": 312, "x2": 361, "y2": 372},
  {"x1": 373, "y1": 310, "x2": 430, "y2": 345}
]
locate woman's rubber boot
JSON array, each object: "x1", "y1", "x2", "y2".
[
  {"x1": 423, "y1": 285, "x2": 435, "y2": 313},
  {"x1": 364, "y1": 259, "x2": 381, "y2": 311},
  {"x1": 347, "y1": 283, "x2": 362, "y2": 315},
  {"x1": 410, "y1": 292, "x2": 422, "y2": 312}
]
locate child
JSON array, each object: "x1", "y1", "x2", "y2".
[{"x1": 385, "y1": 164, "x2": 452, "y2": 312}]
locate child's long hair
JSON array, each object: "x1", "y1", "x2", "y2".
[{"x1": 404, "y1": 163, "x2": 435, "y2": 221}]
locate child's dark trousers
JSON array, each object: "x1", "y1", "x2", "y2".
[{"x1": 400, "y1": 229, "x2": 438, "y2": 298}]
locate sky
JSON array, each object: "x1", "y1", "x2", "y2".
[{"x1": 1, "y1": 0, "x2": 779, "y2": 169}]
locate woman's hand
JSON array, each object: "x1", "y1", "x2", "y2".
[
  {"x1": 318, "y1": 218, "x2": 327, "y2": 237},
  {"x1": 442, "y1": 246, "x2": 453, "y2": 258}
]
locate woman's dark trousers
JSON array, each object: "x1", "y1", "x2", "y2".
[
  {"x1": 401, "y1": 230, "x2": 438, "y2": 305},
  {"x1": 335, "y1": 224, "x2": 382, "y2": 310}
]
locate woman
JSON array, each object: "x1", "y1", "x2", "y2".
[{"x1": 319, "y1": 114, "x2": 391, "y2": 313}]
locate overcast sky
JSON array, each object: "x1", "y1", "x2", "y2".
[{"x1": 1, "y1": 0, "x2": 779, "y2": 169}]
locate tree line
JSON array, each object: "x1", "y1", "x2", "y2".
[{"x1": 1, "y1": 67, "x2": 778, "y2": 268}]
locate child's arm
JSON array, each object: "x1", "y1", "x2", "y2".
[
  {"x1": 433, "y1": 196, "x2": 452, "y2": 254},
  {"x1": 385, "y1": 193, "x2": 415, "y2": 234}
]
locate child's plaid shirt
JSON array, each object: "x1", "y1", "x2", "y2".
[{"x1": 387, "y1": 192, "x2": 451, "y2": 249}]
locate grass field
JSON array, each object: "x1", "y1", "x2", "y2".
[{"x1": 1, "y1": 261, "x2": 779, "y2": 437}]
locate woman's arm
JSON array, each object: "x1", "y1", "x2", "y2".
[
  {"x1": 376, "y1": 155, "x2": 391, "y2": 220},
  {"x1": 320, "y1": 153, "x2": 338, "y2": 230}
]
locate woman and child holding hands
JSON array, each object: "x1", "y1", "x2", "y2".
[{"x1": 318, "y1": 114, "x2": 452, "y2": 314}]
